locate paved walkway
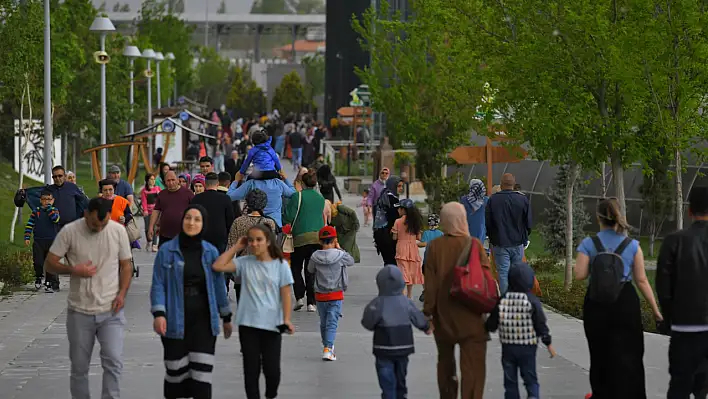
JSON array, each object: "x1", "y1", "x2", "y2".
[{"x1": 0, "y1": 164, "x2": 672, "y2": 398}]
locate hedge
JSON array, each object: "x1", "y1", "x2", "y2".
[{"x1": 0, "y1": 244, "x2": 34, "y2": 293}]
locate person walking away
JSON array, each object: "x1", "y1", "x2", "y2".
[
  {"x1": 486, "y1": 262, "x2": 556, "y2": 399},
  {"x1": 284, "y1": 171, "x2": 325, "y2": 312},
  {"x1": 148, "y1": 172, "x2": 195, "y2": 248},
  {"x1": 191, "y1": 173, "x2": 235, "y2": 254},
  {"x1": 486, "y1": 173, "x2": 531, "y2": 294},
  {"x1": 211, "y1": 225, "x2": 295, "y2": 399},
  {"x1": 108, "y1": 165, "x2": 135, "y2": 206},
  {"x1": 362, "y1": 265, "x2": 432, "y2": 399},
  {"x1": 656, "y1": 186, "x2": 708, "y2": 399},
  {"x1": 289, "y1": 126, "x2": 304, "y2": 171},
  {"x1": 307, "y1": 226, "x2": 355, "y2": 361},
  {"x1": 25, "y1": 189, "x2": 60, "y2": 292},
  {"x1": 391, "y1": 199, "x2": 424, "y2": 299},
  {"x1": 150, "y1": 205, "x2": 232, "y2": 399},
  {"x1": 226, "y1": 172, "x2": 296, "y2": 228},
  {"x1": 235, "y1": 129, "x2": 282, "y2": 182},
  {"x1": 329, "y1": 201, "x2": 361, "y2": 263},
  {"x1": 227, "y1": 189, "x2": 277, "y2": 302},
  {"x1": 44, "y1": 197, "x2": 133, "y2": 399},
  {"x1": 574, "y1": 198, "x2": 662, "y2": 398},
  {"x1": 317, "y1": 164, "x2": 342, "y2": 203},
  {"x1": 424, "y1": 202, "x2": 490, "y2": 399},
  {"x1": 368, "y1": 168, "x2": 390, "y2": 220},
  {"x1": 141, "y1": 173, "x2": 161, "y2": 252},
  {"x1": 462, "y1": 178, "x2": 489, "y2": 243},
  {"x1": 417, "y1": 213, "x2": 443, "y2": 302},
  {"x1": 359, "y1": 189, "x2": 372, "y2": 226},
  {"x1": 156, "y1": 163, "x2": 170, "y2": 189},
  {"x1": 373, "y1": 176, "x2": 404, "y2": 265},
  {"x1": 217, "y1": 171, "x2": 241, "y2": 218}
]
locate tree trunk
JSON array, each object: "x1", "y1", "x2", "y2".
[
  {"x1": 600, "y1": 161, "x2": 608, "y2": 197},
  {"x1": 610, "y1": 154, "x2": 627, "y2": 216},
  {"x1": 62, "y1": 131, "x2": 68, "y2": 168},
  {"x1": 648, "y1": 224, "x2": 656, "y2": 258},
  {"x1": 72, "y1": 135, "x2": 78, "y2": 175},
  {"x1": 564, "y1": 162, "x2": 579, "y2": 290},
  {"x1": 674, "y1": 148, "x2": 683, "y2": 230}
]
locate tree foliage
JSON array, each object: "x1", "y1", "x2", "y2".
[
  {"x1": 639, "y1": 151, "x2": 674, "y2": 257},
  {"x1": 302, "y1": 53, "x2": 325, "y2": 99},
  {"x1": 226, "y1": 66, "x2": 266, "y2": 117},
  {"x1": 194, "y1": 46, "x2": 231, "y2": 109},
  {"x1": 271, "y1": 71, "x2": 308, "y2": 116}
]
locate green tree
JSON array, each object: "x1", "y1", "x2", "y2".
[
  {"x1": 217, "y1": 0, "x2": 226, "y2": 14},
  {"x1": 639, "y1": 151, "x2": 674, "y2": 257},
  {"x1": 227, "y1": 66, "x2": 266, "y2": 117},
  {"x1": 302, "y1": 53, "x2": 324, "y2": 99},
  {"x1": 353, "y1": 0, "x2": 482, "y2": 211},
  {"x1": 194, "y1": 47, "x2": 231, "y2": 109},
  {"x1": 271, "y1": 71, "x2": 308, "y2": 116}
]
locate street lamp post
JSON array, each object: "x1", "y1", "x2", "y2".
[
  {"x1": 165, "y1": 52, "x2": 175, "y2": 106},
  {"x1": 154, "y1": 52, "x2": 165, "y2": 109},
  {"x1": 123, "y1": 46, "x2": 141, "y2": 137},
  {"x1": 90, "y1": 16, "x2": 116, "y2": 179},
  {"x1": 141, "y1": 49, "x2": 156, "y2": 166},
  {"x1": 43, "y1": 0, "x2": 52, "y2": 184}
]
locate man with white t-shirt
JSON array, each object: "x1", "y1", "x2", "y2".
[{"x1": 44, "y1": 197, "x2": 133, "y2": 399}]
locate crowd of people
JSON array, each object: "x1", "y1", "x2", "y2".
[{"x1": 17, "y1": 116, "x2": 708, "y2": 399}]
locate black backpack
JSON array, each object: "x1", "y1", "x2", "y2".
[
  {"x1": 13, "y1": 189, "x2": 27, "y2": 208},
  {"x1": 588, "y1": 236, "x2": 633, "y2": 303}
]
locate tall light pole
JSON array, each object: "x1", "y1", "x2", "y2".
[
  {"x1": 90, "y1": 16, "x2": 116, "y2": 179},
  {"x1": 43, "y1": 0, "x2": 51, "y2": 184},
  {"x1": 165, "y1": 52, "x2": 176, "y2": 106},
  {"x1": 142, "y1": 48, "x2": 156, "y2": 165},
  {"x1": 123, "y1": 46, "x2": 141, "y2": 137},
  {"x1": 154, "y1": 52, "x2": 165, "y2": 109}
]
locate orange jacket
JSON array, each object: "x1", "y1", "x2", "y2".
[{"x1": 109, "y1": 195, "x2": 130, "y2": 223}]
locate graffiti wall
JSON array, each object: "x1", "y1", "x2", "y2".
[{"x1": 13, "y1": 120, "x2": 63, "y2": 184}]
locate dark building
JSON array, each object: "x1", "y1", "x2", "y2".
[{"x1": 324, "y1": 0, "x2": 371, "y2": 123}]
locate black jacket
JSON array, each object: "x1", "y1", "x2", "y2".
[
  {"x1": 656, "y1": 220, "x2": 708, "y2": 327},
  {"x1": 486, "y1": 190, "x2": 531, "y2": 247},
  {"x1": 190, "y1": 190, "x2": 235, "y2": 252}
]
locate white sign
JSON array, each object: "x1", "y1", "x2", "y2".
[
  {"x1": 13, "y1": 120, "x2": 62, "y2": 183},
  {"x1": 153, "y1": 117, "x2": 183, "y2": 166}
]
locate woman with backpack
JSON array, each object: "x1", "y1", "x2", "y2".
[
  {"x1": 423, "y1": 202, "x2": 489, "y2": 399},
  {"x1": 372, "y1": 176, "x2": 404, "y2": 265},
  {"x1": 574, "y1": 198, "x2": 662, "y2": 398}
]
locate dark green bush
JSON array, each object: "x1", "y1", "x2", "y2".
[{"x1": 0, "y1": 246, "x2": 34, "y2": 290}]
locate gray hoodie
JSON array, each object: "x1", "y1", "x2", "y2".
[{"x1": 307, "y1": 248, "x2": 355, "y2": 294}]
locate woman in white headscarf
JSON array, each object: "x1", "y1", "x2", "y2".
[{"x1": 460, "y1": 178, "x2": 488, "y2": 243}]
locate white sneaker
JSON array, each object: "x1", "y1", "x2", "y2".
[
  {"x1": 294, "y1": 298, "x2": 304, "y2": 311},
  {"x1": 322, "y1": 347, "x2": 336, "y2": 361},
  {"x1": 152, "y1": 244, "x2": 158, "y2": 252},
  {"x1": 307, "y1": 304, "x2": 316, "y2": 313}
]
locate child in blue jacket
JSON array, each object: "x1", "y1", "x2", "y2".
[
  {"x1": 235, "y1": 129, "x2": 282, "y2": 181},
  {"x1": 362, "y1": 265, "x2": 431, "y2": 399},
  {"x1": 24, "y1": 189, "x2": 60, "y2": 292}
]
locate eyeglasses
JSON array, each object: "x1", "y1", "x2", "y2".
[{"x1": 52, "y1": 174, "x2": 64, "y2": 179}]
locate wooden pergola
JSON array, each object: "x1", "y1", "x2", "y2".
[{"x1": 82, "y1": 141, "x2": 151, "y2": 185}]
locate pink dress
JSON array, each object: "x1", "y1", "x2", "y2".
[{"x1": 392, "y1": 216, "x2": 424, "y2": 285}]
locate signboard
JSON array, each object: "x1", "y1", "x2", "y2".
[
  {"x1": 153, "y1": 117, "x2": 183, "y2": 166},
  {"x1": 179, "y1": 111, "x2": 189, "y2": 121},
  {"x1": 161, "y1": 119, "x2": 175, "y2": 133},
  {"x1": 178, "y1": 96, "x2": 185, "y2": 105},
  {"x1": 13, "y1": 119, "x2": 62, "y2": 183}
]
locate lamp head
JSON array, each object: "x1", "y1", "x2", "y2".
[
  {"x1": 165, "y1": 52, "x2": 175, "y2": 60},
  {"x1": 154, "y1": 52, "x2": 165, "y2": 62},
  {"x1": 123, "y1": 45, "x2": 141, "y2": 58},
  {"x1": 94, "y1": 51, "x2": 110, "y2": 64},
  {"x1": 142, "y1": 48, "x2": 156, "y2": 60},
  {"x1": 89, "y1": 16, "x2": 115, "y2": 33}
]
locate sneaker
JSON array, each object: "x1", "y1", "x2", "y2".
[
  {"x1": 152, "y1": 245, "x2": 158, "y2": 252},
  {"x1": 307, "y1": 304, "x2": 316, "y2": 313},
  {"x1": 45, "y1": 285, "x2": 54, "y2": 293},
  {"x1": 294, "y1": 298, "x2": 304, "y2": 311},
  {"x1": 419, "y1": 291, "x2": 425, "y2": 302},
  {"x1": 322, "y1": 347, "x2": 336, "y2": 361},
  {"x1": 34, "y1": 278, "x2": 42, "y2": 290}
]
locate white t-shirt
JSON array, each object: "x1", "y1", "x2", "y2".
[{"x1": 49, "y1": 218, "x2": 132, "y2": 315}]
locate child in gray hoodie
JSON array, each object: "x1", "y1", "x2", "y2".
[
  {"x1": 307, "y1": 226, "x2": 355, "y2": 361},
  {"x1": 362, "y1": 265, "x2": 431, "y2": 399}
]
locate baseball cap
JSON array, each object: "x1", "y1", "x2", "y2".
[
  {"x1": 394, "y1": 198, "x2": 415, "y2": 209},
  {"x1": 318, "y1": 226, "x2": 337, "y2": 240},
  {"x1": 108, "y1": 165, "x2": 121, "y2": 173}
]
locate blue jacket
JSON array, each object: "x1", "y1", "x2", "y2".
[
  {"x1": 461, "y1": 196, "x2": 488, "y2": 243},
  {"x1": 149, "y1": 238, "x2": 231, "y2": 339},
  {"x1": 239, "y1": 137, "x2": 282, "y2": 174},
  {"x1": 45, "y1": 182, "x2": 88, "y2": 226},
  {"x1": 227, "y1": 178, "x2": 296, "y2": 227},
  {"x1": 485, "y1": 190, "x2": 531, "y2": 247},
  {"x1": 361, "y1": 265, "x2": 430, "y2": 357}
]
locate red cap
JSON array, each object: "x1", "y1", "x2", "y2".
[{"x1": 318, "y1": 226, "x2": 337, "y2": 240}]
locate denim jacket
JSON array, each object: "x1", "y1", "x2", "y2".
[{"x1": 150, "y1": 238, "x2": 231, "y2": 339}]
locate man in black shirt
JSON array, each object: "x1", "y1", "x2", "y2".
[
  {"x1": 190, "y1": 173, "x2": 235, "y2": 253},
  {"x1": 218, "y1": 172, "x2": 241, "y2": 218}
]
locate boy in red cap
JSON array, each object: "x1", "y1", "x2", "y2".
[{"x1": 307, "y1": 225, "x2": 355, "y2": 361}]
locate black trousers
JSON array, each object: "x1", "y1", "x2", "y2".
[
  {"x1": 374, "y1": 228, "x2": 397, "y2": 266},
  {"x1": 32, "y1": 239, "x2": 58, "y2": 285},
  {"x1": 290, "y1": 244, "x2": 320, "y2": 305},
  {"x1": 668, "y1": 330, "x2": 708, "y2": 398},
  {"x1": 239, "y1": 326, "x2": 282, "y2": 399},
  {"x1": 583, "y1": 283, "x2": 646, "y2": 399}
]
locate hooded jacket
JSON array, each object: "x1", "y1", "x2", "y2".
[
  {"x1": 239, "y1": 136, "x2": 281, "y2": 174},
  {"x1": 361, "y1": 265, "x2": 430, "y2": 357},
  {"x1": 307, "y1": 248, "x2": 355, "y2": 301},
  {"x1": 486, "y1": 263, "x2": 551, "y2": 346}
]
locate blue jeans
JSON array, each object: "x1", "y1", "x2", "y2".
[
  {"x1": 376, "y1": 356, "x2": 409, "y2": 399},
  {"x1": 316, "y1": 300, "x2": 342, "y2": 348},
  {"x1": 493, "y1": 245, "x2": 525, "y2": 295},
  {"x1": 502, "y1": 345, "x2": 539, "y2": 399},
  {"x1": 275, "y1": 135, "x2": 286, "y2": 158},
  {"x1": 291, "y1": 148, "x2": 302, "y2": 169}
]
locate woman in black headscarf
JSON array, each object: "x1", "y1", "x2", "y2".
[
  {"x1": 316, "y1": 164, "x2": 342, "y2": 203},
  {"x1": 150, "y1": 204, "x2": 232, "y2": 399},
  {"x1": 372, "y1": 176, "x2": 404, "y2": 265}
]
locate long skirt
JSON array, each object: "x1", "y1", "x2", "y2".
[
  {"x1": 583, "y1": 283, "x2": 646, "y2": 399},
  {"x1": 161, "y1": 304, "x2": 217, "y2": 399}
]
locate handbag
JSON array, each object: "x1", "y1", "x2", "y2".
[
  {"x1": 125, "y1": 218, "x2": 141, "y2": 242},
  {"x1": 450, "y1": 237, "x2": 500, "y2": 313},
  {"x1": 282, "y1": 192, "x2": 302, "y2": 253}
]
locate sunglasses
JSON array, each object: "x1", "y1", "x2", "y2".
[{"x1": 52, "y1": 174, "x2": 64, "y2": 179}]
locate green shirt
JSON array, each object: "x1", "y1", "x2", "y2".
[{"x1": 284, "y1": 188, "x2": 325, "y2": 247}]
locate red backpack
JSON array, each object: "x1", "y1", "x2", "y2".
[{"x1": 450, "y1": 238, "x2": 499, "y2": 313}]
